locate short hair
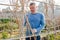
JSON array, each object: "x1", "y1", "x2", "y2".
[{"x1": 30, "y1": 2, "x2": 35, "y2": 6}]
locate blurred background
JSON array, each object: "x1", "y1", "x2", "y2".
[{"x1": 0, "y1": 0, "x2": 60, "y2": 40}]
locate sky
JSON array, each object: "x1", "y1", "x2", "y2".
[
  {"x1": 55, "y1": 0, "x2": 60, "y2": 5},
  {"x1": 0, "y1": 0, "x2": 60, "y2": 10}
]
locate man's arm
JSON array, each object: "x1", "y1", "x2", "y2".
[
  {"x1": 23, "y1": 15, "x2": 27, "y2": 26},
  {"x1": 36, "y1": 14, "x2": 45, "y2": 32}
]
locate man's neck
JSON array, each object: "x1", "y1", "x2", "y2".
[{"x1": 31, "y1": 11, "x2": 37, "y2": 14}]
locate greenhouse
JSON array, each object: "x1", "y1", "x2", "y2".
[{"x1": 0, "y1": 0, "x2": 60, "y2": 40}]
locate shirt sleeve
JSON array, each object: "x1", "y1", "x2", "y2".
[
  {"x1": 23, "y1": 15, "x2": 27, "y2": 26},
  {"x1": 36, "y1": 14, "x2": 45, "y2": 32},
  {"x1": 23, "y1": 13, "x2": 28, "y2": 26}
]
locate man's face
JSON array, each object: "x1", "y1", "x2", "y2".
[{"x1": 29, "y1": 4, "x2": 37, "y2": 12}]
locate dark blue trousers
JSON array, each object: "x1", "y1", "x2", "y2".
[{"x1": 26, "y1": 36, "x2": 40, "y2": 40}]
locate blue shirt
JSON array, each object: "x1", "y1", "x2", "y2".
[{"x1": 24, "y1": 12, "x2": 45, "y2": 36}]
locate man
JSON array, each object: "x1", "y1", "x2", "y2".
[{"x1": 24, "y1": 2, "x2": 45, "y2": 40}]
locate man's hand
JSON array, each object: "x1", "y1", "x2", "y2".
[{"x1": 31, "y1": 29, "x2": 37, "y2": 34}]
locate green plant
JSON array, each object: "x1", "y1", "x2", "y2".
[
  {"x1": 55, "y1": 33, "x2": 60, "y2": 40},
  {"x1": 2, "y1": 32, "x2": 9, "y2": 39},
  {"x1": 46, "y1": 34, "x2": 54, "y2": 40},
  {"x1": 49, "y1": 34, "x2": 54, "y2": 40},
  {"x1": 0, "y1": 19, "x2": 10, "y2": 23}
]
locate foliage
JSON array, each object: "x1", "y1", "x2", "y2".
[{"x1": 2, "y1": 32, "x2": 9, "y2": 39}]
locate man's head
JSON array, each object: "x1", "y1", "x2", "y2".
[{"x1": 29, "y1": 2, "x2": 37, "y2": 13}]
